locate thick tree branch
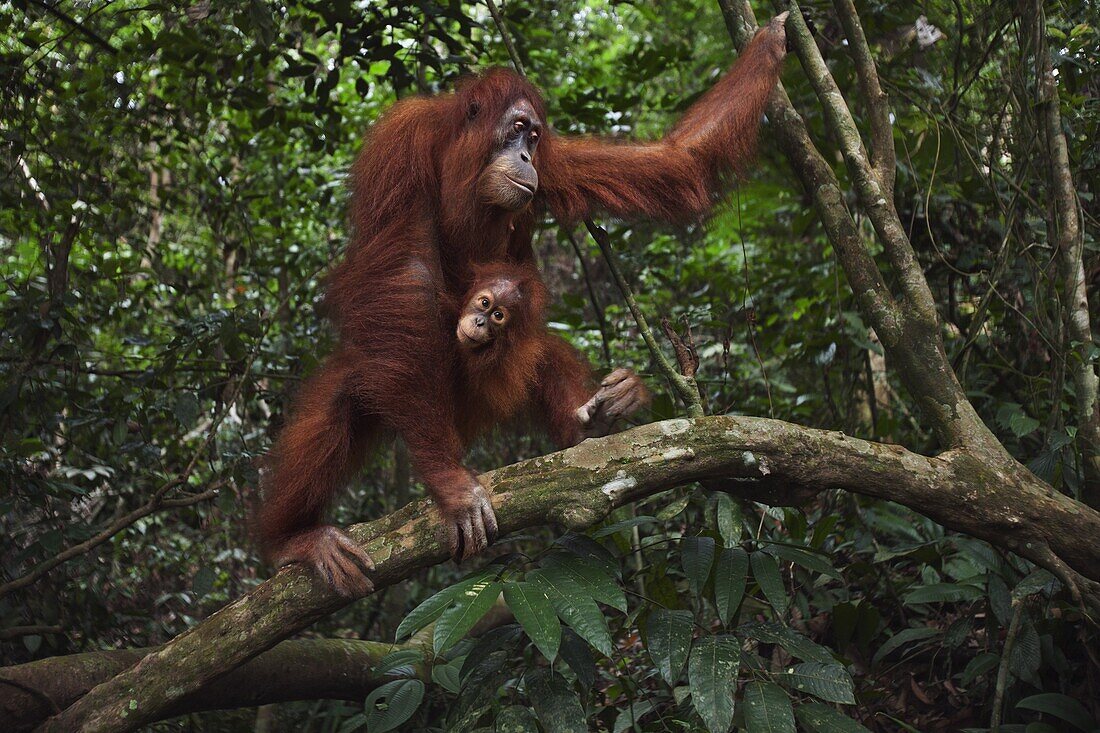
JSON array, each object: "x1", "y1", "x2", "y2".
[
  {"x1": 33, "y1": 416, "x2": 1100, "y2": 733},
  {"x1": 4, "y1": 638, "x2": 418, "y2": 732}
]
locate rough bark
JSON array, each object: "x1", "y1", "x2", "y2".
[
  {"x1": 1033, "y1": 2, "x2": 1100, "y2": 508},
  {"x1": 3, "y1": 639, "x2": 401, "y2": 732},
  {"x1": 32, "y1": 415, "x2": 1100, "y2": 733}
]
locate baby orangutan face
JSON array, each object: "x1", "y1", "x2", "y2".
[{"x1": 456, "y1": 278, "x2": 519, "y2": 348}]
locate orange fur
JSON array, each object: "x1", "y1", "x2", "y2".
[{"x1": 256, "y1": 25, "x2": 788, "y2": 569}]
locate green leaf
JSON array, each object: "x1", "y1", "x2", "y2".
[
  {"x1": 364, "y1": 679, "x2": 425, "y2": 733},
  {"x1": 645, "y1": 608, "x2": 693, "y2": 685},
  {"x1": 958, "y1": 651, "x2": 999, "y2": 686},
  {"x1": 527, "y1": 669, "x2": 588, "y2": 733},
  {"x1": 682, "y1": 536, "x2": 716, "y2": 597},
  {"x1": 375, "y1": 649, "x2": 423, "y2": 676},
  {"x1": 902, "y1": 582, "x2": 982, "y2": 605},
  {"x1": 795, "y1": 702, "x2": 872, "y2": 732},
  {"x1": 555, "y1": 533, "x2": 620, "y2": 579},
  {"x1": 503, "y1": 581, "x2": 561, "y2": 662},
  {"x1": 530, "y1": 569, "x2": 614, "y2": 656},
  {"x1": 395, "y1": 574, "x2": 485, "y2": 641},
  {"x1": 870, "y1": 626, "x2": 939, "y2": 666},
  {"x1": 657, "y1": 492, "x2": 691, "y2": 520},
  {"x1": 495, "y1": 705, "x2": 541, "y2": 732},
  {"x1": 743, "y1": 681, "x2": 796, "y2": 733},
  {"x1": 431, "y1": 659, "x2": 461, "y2": 694},
  {"x1": 613, "y1": 701, "x2": 655, "y2": 733},
  {"x1": 776, "y1": 663, "x2": 855, "y2": 705},
  {"x1": 688, "y1": 635, "x2": 740, "y2": 733},
  {"x1": 544, "y1": 551, "x2": 627, "y2": 612},
  {"x1": 433, "y1": 578, "x2": 501, "y2": 654},
  {"x1": 593, "y1": 515, "x2": 658, "y2": 538},
  {"x1": 751, "y1": 551, "x2": 788, "y2": 616},
  {"x1": 771, "y1": 544, "x2": 841, "y2": 579},
  {"x1": 714, "y1": 547, "x2": 749, "y2": 625},
  {"x1": 1016, "y1": 693, "x2": 1096, "y2": 731},
  {"x1": 192, "y1": 566, "x2": 216, "y2": 598},
  {"x1": 741, "y1": 622, "x2": 834, "y2": 664},
  {"x1": 715, "y1": 494, "x2": 742, "y2": 547}
]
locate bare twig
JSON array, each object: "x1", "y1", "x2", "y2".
[
  {"x1": 586, "y1": 222, "x2": 704, "y2": 417},
  {"x1": 990, "y1": 599, "x2": 1025, "y2": 732},
  {"x1": 0, "y1": 625, "x2": 62, "y2": 641},
  {"x1": 484, "y1": 0, "x2": 525, "y2": 76}
]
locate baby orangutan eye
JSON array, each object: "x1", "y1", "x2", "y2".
[
  {"x1": 492, "y1": 310, "x2": 505, "y2": 322},
  {"x1": 479, "y1": 297, "x2": 490, "y2": 308}
]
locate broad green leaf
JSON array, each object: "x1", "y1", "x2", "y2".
[
  {"x1": 741, "y1": 622, "x2": 834, "y2": 664},
  {"x1": 657, "y1": 492, "x2": 691, "y2": 520},
  {"x1": 530, "y1": 569, "x2": 613, "y2": 656},
  {"x1": 503, "y1": 581, "x2": 561, "y2": 662},
  {"x1": 776, "y1": 663, "x2": 855, "y2": 705},
  {"x1": 433, "y1": 579, "x2": 501, "y2": 654},
  {"x1": 645, "y1": 608, "x2": 693, "y2": 685},
  {"x1": 364, "y1": 679, "x2": 425, "y2": 733},
  {"x1": 751, "y1": 551, "x2": 788, "y2": 616},
  {"x1": 593, "y1": 515, "x2": 658, "y2": 538},
  {"x1": 794, "y1": 702, "x2": 871, "y2": 732},
  {"x1": 688, "y1": 635, "x2": 740, "y2": 733},
  {"x1": 395, "y1": 574, "x2": 485, "y2": 641},
  {"x1": 613, "y1": 700, "x2": 655, "y2": 733},
  {"x1": 958, "y1": 651, "x2": 999, "y2": 686},
  {"x1": 375, "y1": 649, "x2": 423, "y2": 676},
  {"x1": 743, "y1": 681, "x2": 795, "y2": 733},
  {"x1": 555, "y1": 533, "x2": 621, "y2": 579},
  {"x1": 1008, "y1": 614, "x2": 1041, "y2": 683},
  {"x1": 903, "y1": 582, "x2": 982, "y2": 605},
  {"x1": 527, "y1": 669, "x2": 587, "y2": 733},
  {"x1": 714, "y1": 546, "x2": 749, "y2": 625},
  {"x1": 1016, "y1": 693, "x2": 1096, "y2": 731},
  {"x1": 682, "y1": 536, "x2": 716, "y2": 597},
  {"x1": 870, "y1": 626, "x2": 939, "y2": 666},
  {"x1": 431, "y1": 658, "x2": 461, "y2": 694},
  {"x1": 544, "y1": 551, "x2": 627, "y2": 612},
  {"x1": 559, "y1": 628, "x2": 597, "y2": 688},
  {"x1": 771, "y1": 544, "x2": 840, "y2": 579},
  {"x1": 715, "y1": 494, "x2": 742, "y2": 547}
]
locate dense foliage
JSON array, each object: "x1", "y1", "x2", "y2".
[{"x1": 2, "y1": 1, "x2": 1097, "y2": 731}]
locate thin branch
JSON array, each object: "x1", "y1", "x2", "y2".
[
  {"x1": 0, "y1": 626, "x2": 62, "y2": 641},
  {"x1": 0, "y1": 484, "x2": 221, "y2": 599},
  {"x1": 565, "y1": 229, "x2": 613, "y2": 367},
  {"x1": 585, "y1": 222, "x2": 704, "y2": 417},
  {"x1": 27, "y1": 0, "x2": 116, "y2": 54},
  {"x1": 831, "y1": 0, "x2": 896, "y2": 192},
  {"x1": 990, "y1": 599, "x2": 1025, "y2": 732},
  {"x1": 484, "y1": 0, "x2": 525, "y2": 76}
]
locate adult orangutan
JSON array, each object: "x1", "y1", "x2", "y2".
[{"x1": 257, "y1": 14, "x2": 789, "y2": 596}]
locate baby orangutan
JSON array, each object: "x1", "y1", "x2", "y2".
[{"x1": 450, "y1": 262, "x2": 651, "y2": 451}]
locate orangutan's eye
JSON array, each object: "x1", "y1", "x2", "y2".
[
  {"x1": 480, "y1": 297, "x2": 490, "y2": 308},
  {"x1": 513, "y1": 120, "x2": 526, "y2": 132},
  {"x1": 492, "y1": 310, "x2": 505, "y2": 322}
]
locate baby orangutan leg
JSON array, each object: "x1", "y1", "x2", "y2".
[
  {"x1": 273, "y1": 526, "x2": 375, "y2": 598},
  {"x1": 576, "y1": 368, "x2": 651, "y2": 438}
]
